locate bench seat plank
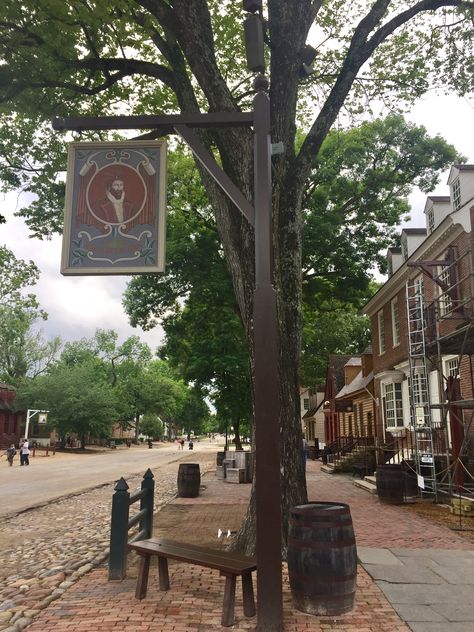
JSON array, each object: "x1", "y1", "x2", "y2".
[
  {"x1": 130, "y1": 538, "x2": 256, "y2": 574},
  {"x1": 128, "y1": 537, "x2": 256, "y2": 627}
]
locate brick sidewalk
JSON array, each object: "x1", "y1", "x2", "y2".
[{"x1": 25, "y1": 458, "x2": 472, "y2": 631}]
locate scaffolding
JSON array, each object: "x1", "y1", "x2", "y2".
[
  {"x1": 405, "y1": 280, "x2": 439, "y2": 497},
  {"x1": 407, "y1": 247, "x2": 474, "y2": 500}
]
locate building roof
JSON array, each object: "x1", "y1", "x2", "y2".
[
  {"x1": 336, "y1": 370, "x2": 374, "y2": 399},
  {"x1": 427, "y1": 196, "x2": 450, "y2": 203},
  {"x1": 345, "y1": 357, "x2": 362, "y2": 367},
  {"x1": 402, "y1": 228, "x2": 427, "y2": 235},
  {"x1": 303, "y1": 405, "x2": 319, "y2": 418}
]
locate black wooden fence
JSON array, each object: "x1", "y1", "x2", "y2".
[{"x1": 108, "y1": 468, "x2": 155, "y2": 580}]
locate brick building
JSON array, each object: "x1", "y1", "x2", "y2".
[
  {"x1": 0, "y1": 382, "x2": 24, "y2": 449},
  {"x1": 363, "y1": 164, "x2": 474, "y2": 468}
]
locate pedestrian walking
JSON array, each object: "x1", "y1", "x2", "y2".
[
  {"x1": 20, "y1": 439, "x2": 30, "y2": 466},
  {"x1": 5, "y1": 444, "x2": 16, "y2": 466},
  {"x1": 302, "y1": 437, "x2": 308, "y2": 470}
]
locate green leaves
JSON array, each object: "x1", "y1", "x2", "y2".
[{"x1": 302, "y1": 114, "x2": 461, "y2": 302}]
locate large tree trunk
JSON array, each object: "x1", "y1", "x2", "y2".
[{"x1": 170, "y1": 1, "x2": 313, "y2": 557}]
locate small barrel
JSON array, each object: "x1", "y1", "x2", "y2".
[
  {"x1": 376, "y1": 464, "x2": 405, "y2": 504},
  {"x1": 177, "y1": 463, "x2": 200, "y2": 498},
  {"x1": 287, "y1": 502, "x2": 357, "y2": 616},
  {"x1": 216, "y1": 451, "x2": 226, "y2": 466}
]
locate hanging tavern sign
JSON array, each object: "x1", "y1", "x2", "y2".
[{"x1": 61, "y1": 140, "x2": 166, "y2": 275}]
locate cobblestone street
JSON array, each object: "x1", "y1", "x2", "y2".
[{"x1": 0, "y1": 449, "x2": 215, "y2": 631}]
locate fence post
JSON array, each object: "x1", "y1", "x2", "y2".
[
  {"x1": 140, "y1": 468, "x2": 155, "y2": 538},
  {"x1": 108, "y1": 477, "x2": 130, "y2": 580}
]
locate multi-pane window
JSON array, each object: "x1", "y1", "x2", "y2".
[
  {"x1": 391, "y1": 298, "x2": 400, "y2": 346},
  {"x1": 303, "y1": 398, "x2": 309, "y2": 410},
  {"x1": 383, "y1": 383, "x2": 404, "y2": 428},
  {"x1": 438, "y1": 265, "x2": 453, "y2": 316},
  {"x1": 452, "y1": 178, "x2": 461, "y2": 210},
  {"x1": 378, "y1": 310, "x2": 386, "y2": 354},
  {"x1": 427, "y1": 208, "x2": 435, "y2": 233},
  {"x1": 401, "y1": 235, "x2": 408, "y2": 260},
  {"x1": 411, "y1": 372, "x2": 428, "y2": 406},
  {"x1": 446, "y1": 357, "x2": 459, "y2": 378}
]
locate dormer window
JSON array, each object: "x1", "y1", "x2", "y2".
[
  {"x1": 427, "y1": 208, "x2": 435, "y2": 233},
  {"x1": 401, "y1": 235, "x2": 408, "y2": 261},
  {"x1": 452, "y1": 178, "x2": 461, "y2": 210}
]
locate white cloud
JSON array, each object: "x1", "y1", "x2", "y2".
[
  {"x1": 405, "y1": 94, "x2": 474, "y2": 227},
  {"x1": 1, "y1": 192, "x2": 164, "y2": 353}
]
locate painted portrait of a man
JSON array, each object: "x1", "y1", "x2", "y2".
[
  {"x1": 61, "y1": 140, "x2": 167, "y2": 275},
  {"x1": 86, "y1": 164, "x2": 147, "y2": 227}
]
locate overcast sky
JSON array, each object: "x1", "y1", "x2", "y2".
[{"x1": 1, "y1": 93, "x2": 473, "y2": 351}]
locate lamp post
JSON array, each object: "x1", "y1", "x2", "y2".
[{"x1": 25, "y1": 409, "x2": 49, "y2": 440}]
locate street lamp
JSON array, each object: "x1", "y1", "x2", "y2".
[{"x1": 25, "y1": 409, "x2": 49, "y2": 440}]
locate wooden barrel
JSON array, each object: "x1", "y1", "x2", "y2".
[
  {"x1": 216, "y1": 451, "x2": 225, "y2": 466},
  {"x1": 402, "y1": 461, "x2": 418, "y2": 497},
  {"x1": 287, "y1": 502, "x2": 357, "y2": 616},
  {"x1": 177, "y1": 463, "x2": 200, "y2": 498},
  {"x1": 376, "y1": 464, "x2": 405, "y2": 504}
]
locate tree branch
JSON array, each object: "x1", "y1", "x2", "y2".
[{"x1": 294, "y1": 0, "x2": 472, "y2": 189}]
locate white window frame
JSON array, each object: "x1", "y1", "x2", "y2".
[
  {"x1": 382, "y1": 382, "x2": 404, "y2": 428},
  {"x1": 391, "y1": 297, "x2": 400, "y2": 347},
  {"x1": 401, "y1": 235, "x2": 408, "y2": 260},
  {"x1": 377, "y1": 310, "x2": 386, "y2": 354},
  {"x1": 452, "y1": 178, "x2": 461, "y2": 211},
  {"x1": 444, "y1": 356, "x2": 459, "y2": 379},
  {"x1": 438, "y1": 265, "x2": 453, "y2": 317},
  {"x1": 303, "y1": 398, "x2": 309, "y2": 410},
  {"x1": 427, "y1": 208, "x2": 435, "y2": 234}
]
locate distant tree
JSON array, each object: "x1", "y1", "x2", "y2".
[
  {"x1": 115, "y1": 359, "x2": 188, "y2": 441},
  {"x1": 301, "y1": 299, "x2": 372, "y2": 386},
  {"x1": 140, "y1": 413, "x2": 164, "y2": 440},
  {"x1": 0, "y1": 245, "x2": 44, "y2": 315},
  {"x1": 17, "y1": 361, "x2": 118, "y2": 448},
  {"x1": 0, "y1": 308, "x2": 61, "y2": 383},
  {"x1": 0, "y1": 246, "x2": 60, "y2": 383},
  {"x1": 178, "y1": 389, "x2": 210, "y2": 439}
]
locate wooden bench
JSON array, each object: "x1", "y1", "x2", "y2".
[{"x1": 128, "y1": 537, "x2": 257, "y2": 627}]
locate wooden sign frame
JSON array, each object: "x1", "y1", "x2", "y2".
[{"x1": 61, "y1": 140, "x2": 166, "y2": 275}]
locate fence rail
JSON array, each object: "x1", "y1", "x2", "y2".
[{"x1": 108, "y1": 468, "x2": 155, "y2": 580}]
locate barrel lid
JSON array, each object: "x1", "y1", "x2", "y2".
[{"x1": 290, "y1": 502, "x2": 350, "y2": 516}]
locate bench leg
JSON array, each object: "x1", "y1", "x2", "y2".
[
  {"x1": 157, "y1": 555, "x2": 170, "y2": 591},
  {"x1": 221, "y1": 574, "x2": 236, "y2": 627},
  {"x1": 135, "y1": 554, "x2": 151, "y2": 600},
  {"x1": 242, "y1": 572, "x2": 256, "y2": 617}
]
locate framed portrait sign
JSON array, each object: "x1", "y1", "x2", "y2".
[{"x1": 61, "y1": 140, "x2": 166, "y2": 275}]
